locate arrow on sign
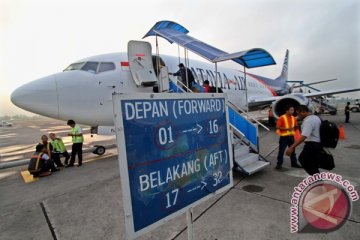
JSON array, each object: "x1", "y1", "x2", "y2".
[
  {"x1": 196, "y1": 123, "x2": 203, "y2": 133},
  {"x1": 201, "y1": 181, "x2": 207, "y2": 190},
  {"x1": 182, "y1": 123, "x2": 203, "y2": 134}
]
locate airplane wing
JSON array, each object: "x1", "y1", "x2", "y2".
[
  {"x1": 248, "y1": 96, "x2": 280, "y2": 105},
  {"x1": 288, "y1": 78, "x2": 337, "y2": 88},
  {"x1": 245, "y1": 87, "x2": 360, "y2": 111},
  {"x1": 303, "y1": 88, "x2": 360, "y2": 98},
  {"x1": 248, "y1": 88, "x2": 360, "y2": 104}
]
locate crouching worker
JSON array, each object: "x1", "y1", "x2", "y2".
[
  {"x1": 40, "y1": 135, "x2": 64, "y2": 167},
  {"x1": 49, "y1": 133, "x2": 70, "y2": 166},
  {"x1": 28, "y1": 144, "x2": 59, "y2": 177}
]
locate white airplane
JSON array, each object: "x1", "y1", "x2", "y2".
[
  {"x1": 11, "y1": 18, "x2": 360, "y2": 137},
  {"x1": 10, "y1": 44, "x2": 360, "y2": 135}
]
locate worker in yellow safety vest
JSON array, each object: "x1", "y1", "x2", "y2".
[
  {"x1": 49, "y1": 133, "x2": 70, "y2": 166},
  {"x1": 66, "y1": 119, "x2": 84, "y2": 167},
  {"x1": 275, "y1": 105, "x2": 302, "y2": 169}
]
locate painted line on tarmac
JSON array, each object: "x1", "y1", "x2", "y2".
[
  {"x1": 351, "y1": 122, "x2": 360, "y2": 131},
  {"x1": 234, "y1": 187, "x2": 291, "y2": 205},
  {"x1": 264, "y1": 145, "x2": 279, "y2": 158},
  {"x1": 170, "y1": 175, "x2": 247, "y2": 239},
  {"x1": 40, "y1": 202, "x2": 57, "y2": 240}
]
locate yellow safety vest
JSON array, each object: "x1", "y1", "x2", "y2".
[
  {"x1": 276, "y1": 115, "x2": 296, "y2": 136},
  {"x1": 51, "y1": 138, "x2": 66, "y2": 153},
  {"x1": 72, "y1": 124, "x2": 84, "y2": 143}
]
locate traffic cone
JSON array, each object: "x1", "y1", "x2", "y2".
[
  {"x1": 339, "y1": 124, "x2": 345, "y2": 140},
  {"x1": 295, "y1": 129, "x2": 301, "y2": 141}
]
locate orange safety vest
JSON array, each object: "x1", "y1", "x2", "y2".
[
  {"x1": 276, "y1": 115, "x2": 296, "y2": 136},
  {"x1": 28, "y1": 153, "x2": 44, "y2": 174},
  {"x1": 39, "y1": 142, "x2": 52, "y2": 159}
]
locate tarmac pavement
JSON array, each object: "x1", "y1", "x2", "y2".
[{"x1": 0, "y1": 113, "x2": 359, "y2": 239}]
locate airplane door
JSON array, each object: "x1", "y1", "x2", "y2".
[
  {"x1": 127, "y1": 40, "x2": 158, "y2": 87},
  {"x1": 159, "y1": 66, "x2": 169, "y2": 92}
]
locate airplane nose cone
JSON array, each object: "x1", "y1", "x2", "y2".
[{"x1": 11, "y1": 75, "x2": 59, "y2": 118}]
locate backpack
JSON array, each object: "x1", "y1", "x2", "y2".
[
  {"x1": 320, "y1": 120, "x2": 339, "y2": 148},
  {"x1": 209, "y1": 86, "x2": 223, "y2": 93}
]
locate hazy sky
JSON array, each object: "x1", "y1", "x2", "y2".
[{"x1": 1, "y1": 0, "x2": 359, "y2": 116}]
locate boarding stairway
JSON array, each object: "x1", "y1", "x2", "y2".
[
  {"x1": 127, "y1": 39, "x2": 270, "y2": 175},
  {"x1": 311, "y1": 97, "x2": 337, "y2": 115},
  {"x1": 168, "y1": 76, "x2": 270, "y2": 175},
  {"x1": 227, "y1": 102, "x2": 270, "y2": 174}
]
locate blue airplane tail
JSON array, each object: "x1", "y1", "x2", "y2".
[{"x1": 275, "y1": 49, "x2": 289, "y2": 83}]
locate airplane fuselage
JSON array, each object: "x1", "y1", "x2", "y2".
[{"x1": 11, "y1": 52, "x2": 285, "y2": 126}]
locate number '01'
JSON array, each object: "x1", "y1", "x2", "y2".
[{"x1": 158, "y1": 127, "x2": 174, "y2": 145}]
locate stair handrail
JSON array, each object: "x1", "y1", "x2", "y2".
[
  {"x1": 227, "y1": 101, "x2": 270, "y2": 131},
  {"x1": 312, "y1": 98, "x2": 337, "y2": 111},
  {"x1": 168, "y1": 75, "x2": 194, "y2": 93},
  {"x1": 168, "y1": 76, "x2": 271, "y2": 130}
]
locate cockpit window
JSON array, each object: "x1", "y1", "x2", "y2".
[
  {"x1": 81, "y1": 62, "x2": 99, "y2": 73},
  {"x1": 63, "y1": 62, "x2": 85, "y2": 71},
  {"x1": 63, "y1": 61, "x2": 115, "y2": 74},
  {"x1": 98, "y1": 62, "x2": 115, "y2": 73}
]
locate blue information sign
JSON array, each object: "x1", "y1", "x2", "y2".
[{"x1": 113, "y1": 93, "x2": 233, "y2": 238}]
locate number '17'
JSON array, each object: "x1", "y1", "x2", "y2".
[{"x1": 165, "y1": 188, "x2": 179, "y2": 208}]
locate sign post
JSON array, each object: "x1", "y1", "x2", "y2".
[
  {"x1": 186, "y1": 208, "x2": 194, "y2": 240},
  {"x1": 113, "y1": 93, "x2": 233, "y2": 239}
]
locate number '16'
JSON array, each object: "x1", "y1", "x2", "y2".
[
  {"x1": 158, "y1": 126, "x2": 174, "y2": 145},
  {"x1": 209, "y1": 119, "x2": 218, "y2": 134}
]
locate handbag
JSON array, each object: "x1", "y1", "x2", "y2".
[{"x1": 319, "y1": 148, "x2": 335, "y2": 170}]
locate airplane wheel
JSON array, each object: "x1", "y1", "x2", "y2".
[{"x1": 93, "y1": 145, "x2": 106, "y2": 155}]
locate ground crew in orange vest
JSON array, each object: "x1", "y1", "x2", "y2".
[
  {"x1": 275, "y1": 105, "x2": 302, "y2": 169},
  {"x1": 268, "y1": 106, "x2": 275, "y2": 126},
  {"x1": 28, "y1": 144, "x2": 59, "y2": 177},
  {"x1": 40, "y1": 135, "x2": 64, "y2": 167}
]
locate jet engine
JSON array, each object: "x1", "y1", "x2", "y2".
[{"x1": 272, "y1": 94, "x2": 312, "y2": 118}]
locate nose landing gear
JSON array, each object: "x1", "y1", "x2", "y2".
[{"x1": 93, "y1": 145, "x2": 106, "y2": 155}]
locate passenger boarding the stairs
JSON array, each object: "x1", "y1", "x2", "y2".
[
  {"x1": 169, "y1": 63, "x2": 195, "y2": 91},
  {"x1": 203, "y1": 80, "x2": 223, "y2": 93}
]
